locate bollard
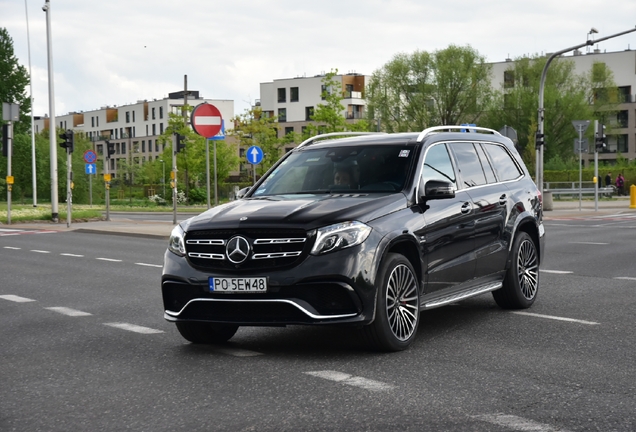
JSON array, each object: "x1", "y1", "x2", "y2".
[
  {"x1": 543, "y1": 190, "x2": 553, "y2": 211},
  {"x1": 630, "y1": 184, "x2": 636, "y2": 209}
]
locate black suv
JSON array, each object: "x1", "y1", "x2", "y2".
[{"x1": 162, "y1": 126, "x2": 545, "y2": 351}]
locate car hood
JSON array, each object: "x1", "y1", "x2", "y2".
[{"x1": 185, "y1": 193, "x2": 407, "y2": 231}]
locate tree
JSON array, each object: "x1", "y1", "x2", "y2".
[
  {"x1": 0, "y1": 27, "x2": 31, "y2": 135},
  {"x1": 480, "y1": 55, "x2": 618, "y2": 166},
  {"x1": 231, "y1": 106, "x2": 280, "y2": 177},
  {"x1": 365, "y1": 45, "x2": 492, "y2": 132}
]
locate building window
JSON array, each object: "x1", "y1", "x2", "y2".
[
  {"x1": 97, "y1": 144, "x2": 103, "y2": 155},
  {"x1": 132, "y1": 111, "x2": 136, "y2": 122},
  {"x1": 152, "y1": 107, "x2": 156, "y2": 120},
  {"x1": 122, "y1": 142, "x2": 126, "y2": 154},
  {"x1": 152, "y1": 124, "x2": 156, "y2": 135},
  {"x1": 142, "y1": 140, "x2": 146, "y2": 152},
  {"x1": 305, "y1": 106, "x2": 314, "y2": 121},
  {"x1": 126, "y1": 112, "x2": 130, "y2": 123},
  {"x1": 618, "y1": 86, "x2": 631, "y2": 103},
  {"x1": 618, "y1": 110, "x2": 628, "y2": 128},
  {"x1": 96, "y1": 117, "x2": 99, "y2": 127},
  {"x1": 617, "y1": 134, "x2": 628, "y2": 153},
  {"x1": 155, "y1": 141, "x2": 159, "y2": 152},
  {"x1": 277, "y1": 88, "x2": 286, "y2": 103},
  {"x1": 160, "y1": 123, "x2": 164, "y2": 134},
  {"x1": 159, "y1": 106, "x2": 163, "y2": 119},
  {"x1": 504, "y1": 70, "x2": 515, "y2": 88},
  {"x1": 278, "y1": 108, "x2": 287, "y2": 122},
  {"x1": 290, "y1": 87, "x2": 299, "y2": 102},
  {"x1": 91, "y1": 117, "x2": 95, "y2": 127},
  {"x1": 285, "y1": 126, "x2": 294, "y2": 136},
  {"x1": 321, "y1": 85, "x2": 328, "y2": 100}
]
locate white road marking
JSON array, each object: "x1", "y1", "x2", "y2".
[
  {"x1": 0, "y1": 295, "x2": 36, "y2": 303},
  {"x1": 215, "y1": 347, "x2": 263, "y2": 357},
  {"x1": 61, "y1": 253, "x2": 84, "y2": 257},
  {"x1": 568, "y1": 241, "x2": 609, "y2": 245},
  {"x1": 540, "y1": 270, "x2": 573, "y2": 274},
  {"x1": 473, "y1": 414, "x2": 572, "y2": 432},
  {"x1": 104, "y1": 322, "x2": 164, "y2": 334},
  {"x1": 135, "y1": 262, "x2": 162, "y2": 268},
  {"x1": 3, "y1": 246, "x2": 21, "y2": 250},
  {"x1": 512, "y1": 311, "x2": 599, "y2": 325},
  {"x1": 45, "y1": 307, "x2": 92, "y2": 317},
  {"x1": 615, "y1": 277, "x2": 636, "y2": 281},
  {"x1": 305, "y1": 370, "x2": 394, "y2": 391},
  {"x1": 96, "y1": 258, "x2": 122, "y2": 262},
  {"x1": 30, "y1": 250, "x2": 50, "y2": 254},
  {"x1": 0, "y1": 233, "x2": 20, "y2": 236},
  {"x1": 0, "y1": 228, "x2": 22, "y2": 232}
]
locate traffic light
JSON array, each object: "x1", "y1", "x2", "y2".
[
  {"x1": 1, "y1": 124, "x2": 8, "y2": 157},
  {"x1": 175, "y1": 133, "x2": 186, "y2": 153},
  {"x1": 59, "y1": 129, "x2": 74, "y2": 153},
  {"x1": 106, "y1": 140, "x2": 116, "y2": 158},
  {"x1": 535, "y1": 132, "x2": 545, "y2": 149},
  {"x1": 595, "y1": 123, "x2": 607, "y2": 151}
]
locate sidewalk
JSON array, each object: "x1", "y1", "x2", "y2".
[{"x1": 3, "y1": 198, "x2": 635, "y2": 239}]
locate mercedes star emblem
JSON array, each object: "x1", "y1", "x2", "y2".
[{"x1": 226, "y1": 236, "x2": 251, "y2": 264}]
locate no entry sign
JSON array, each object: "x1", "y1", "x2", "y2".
[{"x1": 191, "y1": 103, "x2": 223, "y2": 138}]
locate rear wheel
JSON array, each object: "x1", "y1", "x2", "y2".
[
  {"x1": 364, "y1": 253, "x2": 420, "y2": 352},
  {"x1": 176, "y1": 321, "x2": 239, "y2": 344},
  {"x1": 493, "y1": 232, "x2": 539, "y2": 309}
]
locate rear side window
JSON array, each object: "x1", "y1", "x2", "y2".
[
  {"x1": 483, "y1": 143, "x2": 522, "y2": 181},
  {"x1": 475, "y1": 144, "x2": 497, "y2": 184},
  {"x1": 450, "y1": 143, "x2": 486, "y2": 188}
]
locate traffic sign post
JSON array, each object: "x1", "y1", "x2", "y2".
[
  {"x1": 191, "y1": 103, "x2": 223, "y2": 138},
  {"x1": 246, "y1": 145, "x2": 264, "y2": 185},
  {"x1": 572, "y1": 120, "x2": 590, "y2": 212}
]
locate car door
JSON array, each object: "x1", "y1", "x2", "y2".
[{"x1": 415, "y1": 143, "x2": 476, "y2": 294}]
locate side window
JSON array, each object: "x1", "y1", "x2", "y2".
[
  {"x1": 450, "y1": 143, "x2": 486, "y2": 188},
  {"x1": 483, "y1": 143, "x2": 522, "y2": 181},
  {"x1": 475, "y1": 143, "x2": 497, "y2": 184},
  {"x1": 421, "y1": 144, "x2": 456, "y2": 188}
]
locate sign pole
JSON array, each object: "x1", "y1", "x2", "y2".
[
  {"x1": 578, "y1": 125, "x2": 583, "y2": 212},
  {"x1": 594, "y1": 120, "x2": 599, "y2": 212},
  {"x1": 205, "y1": 138, "x2": 211, "y2": 209},
  {"x1": 7, "y1": 121, "x2": 12, "y2": 225},
  {"x1": 66, "y1": 148, "x2": 71, "y2": 227},
  {"x1": 214, "y1": 141, "x2": 218, "y2": 206},
  {"x1": 172, "y1": 133, "x2": 177, "y2": 225}
]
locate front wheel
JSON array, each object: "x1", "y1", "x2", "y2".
[
  {"x1": 363, "y1": 253, "x2": 420, "y2": 352},
  {"x1": 493, "y1": 232, "x2": 539, "y2": 309},
  {"x1": 176, "y1": 321, "x2": 239, "y2": 344}
]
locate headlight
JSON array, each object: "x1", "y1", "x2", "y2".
[
  {"x1": 168, "y1": 224, "x2": 186, "y2": 256},
  {"x1": 310, "y1": 221, "x2": 372, "y2": 255}
]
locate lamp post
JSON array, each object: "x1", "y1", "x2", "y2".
[
  {"x1": 537, "y1": 26, "x2": 636, "y2": 197},
  {"x1": 160, "y1": 159, "x2": 165, "y2": 199}
]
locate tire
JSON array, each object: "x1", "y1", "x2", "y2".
[
  {"x1": 493, "y1": 232, "x2": 539, "y2": 309},
  {"x1": 364, "y1": 253, "x2": 420, "y2": 352},
  {"x1": 176, "y1": 321, "x2": 239, "y2": 344}
]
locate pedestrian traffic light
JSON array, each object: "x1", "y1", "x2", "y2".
[
  {"x1": 58, "y1": 129, "x2": 74, "y2": 153},
  {"x1": 1, "y1": 124, "x2": 8, "y2": 157},
  {"x1": 595, "y1": 123, "x2": 607, "y2": 151},
  {"x1": 106, "y1": 140, "x2": 116, "y2": 158},
  {"x1": 535, "y1": 132, "x2": 545, "y2": 149},
  {"x1": 175, "y1": 133, "x2": 186, "y2": 153}
]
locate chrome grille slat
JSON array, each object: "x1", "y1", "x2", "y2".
[
  {"x1": 253, "y1": 251, "x2": 303, "y2": 260},
  {"x1": 186, "y1": 239, "x2": 225, "y2": 245},
  {"x1": 254, "y1": 238, "x2": 306, "y2": 244},
  {"x1": 188, "y1": 252, "x2": 225, "y2": 260}
]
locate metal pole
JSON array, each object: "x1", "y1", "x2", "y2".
[
  {"x1": 537, "y1": 26, "x2": 636, "y2": 197},
  {"x1": 205, "y1": 138, "x2": 211, "y2": 209},
  {"x1": 214, "y1": 141, "x2": 218, "y2": 206},
  {"x1": 172, "y1": 134, "x2": 177, "y2": 225},
  {"x1": 89, "y1": 173, "x2": 92, "y2": 207},
  {"x1": 578, "y1": 125, "x2": 583, "y2": 211},
  {"x1": 105, "y1": 153, "x2": 110, "y2": 221},
  {"x1": 43, "y1": 0, "x2": 59, "y2": 222},
  {"x1": 594, "y1": 120, "x2": 599, "y2": 212},
  {"x1": 25, "y1": 0, "x2": 37, "y2": 207},
  {"x1": 7, "y1": 122, "x2": 12, "y2": 225},
  {"x1": 66, "y1": 148, "x2": 71, "y2": 227},
  {"x1": 160, "y1": 159, "x2": 165, "y2": 199}
]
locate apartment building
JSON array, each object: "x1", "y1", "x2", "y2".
[
  {"x1": 490, "y1": 49, "x2": 636, "y2": 166},
  {"x1": 34, "y1": 91, "x2": 234, "y2": 179}
]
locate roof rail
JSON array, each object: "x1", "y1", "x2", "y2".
[
  {"x1": 416, "y1": 126, "x2": 502, "y2": 142},
  {"x1": 297, "y1": 132, "x2": 386, "y2": 148}
]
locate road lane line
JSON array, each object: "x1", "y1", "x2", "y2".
[
  {"x1": 568, "y1": 241, "x2": 609, "y2": 245},
  {"x1": 215, "y1": 347, "x2": 263, "y2": 357},
  {"x1": 104, "y1": 322, "x2": 164, "y2": 334},
  {"x1": 512, "y1": 311, "x2": 599, "y2": 325},
  {"x1": 3, "y1": 246, "x2": 21, "y2": 250},
  {"x1": 61, "y1": 253, "x2": 84, "y2": 257},
  {"x1": 0, "y1": 295, "x2": 36, "y2": 303},
  {"x1": 540, "y1": 270, "x2": 573, "y2": 274},
  {"x1": 45, "y1": 307, "x2": 92, "y2": 317},
  {"x1": 615, "y1": 277, "x2": 636, "y2": 281},
  {"x1": 30, "y1": 250, "x2": 50, "y2": 254},
  {"x1": 305, "y1": 371, "x2": 394, "y2": 391},
  {"x1": 96, "y1": 258, "x2": 122, "y2": 262},
  {"x1": 473, "y1": 414, "x2": 571, "y2": 432},
  {"x1": 0, "y1": 228, "x2": 22, "y2": 232},
  {"x1": 135, "y1": 262, "x2": 162, "y2": 268}
]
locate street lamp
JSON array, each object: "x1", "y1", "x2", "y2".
[
  {"x1": 536, "y1": 26, "x2": 636, "y2": 197},
  {"x1": 160, "y1": 159, "x2": 165, "y2": 199}
]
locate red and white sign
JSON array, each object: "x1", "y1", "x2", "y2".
[{"x1": 191, "y1": 103, "x2": 223, "y2": 138}]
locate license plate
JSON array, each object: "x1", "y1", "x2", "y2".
[{"x1": 210, "y1": 277, "x2": 268, "y2": 293}]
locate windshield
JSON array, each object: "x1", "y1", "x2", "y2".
[{"x1": 253, "y1": 144, "x2": 416, "y2": 196}]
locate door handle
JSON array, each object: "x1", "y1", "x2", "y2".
[
  {"x1": 461, "y1": 202, "x2": 472, "y2": 214},
  {"x1": 499, "y1": 194, "x2": 507, "y2": 206}
]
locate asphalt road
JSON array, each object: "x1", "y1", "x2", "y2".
[{"x1": 1, "y1": 216, "x2": 635, "y2": 432}]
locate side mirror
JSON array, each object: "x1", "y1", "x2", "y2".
[
  {"x1": 236, "y1": 187, "x2": 250, "y2": 199},
  {"x1": 419, "y1": 179, "x2": 456, "y2": 201}
]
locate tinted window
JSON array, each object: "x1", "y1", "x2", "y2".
[
  {"x1": 421, "y1": 144, "x2": 456, "y2": 188},
  {"x1": 475, "y1": 143, "x2": 497, "y2": 184},
  {"x1": 450, "y1": 143, "x2": 486, "y2": 188},
  {"x1": 483, "y1": 143, "x2": 522, "y2": 181}
]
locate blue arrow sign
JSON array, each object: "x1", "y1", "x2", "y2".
[
  {"x1": 85, "y1": 163, "x2": 96, "y2": 175},
  {"x1": 246, "y1": 145, "x2": 263, "y2": 165}
]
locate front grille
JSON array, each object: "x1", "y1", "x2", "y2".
[{"x1": 184, "y1": 229, "x2": 312, "y2": 271}]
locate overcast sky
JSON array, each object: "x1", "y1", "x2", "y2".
[{"x1": 2, "y1": 0, "x2": 636, "y2": 120}]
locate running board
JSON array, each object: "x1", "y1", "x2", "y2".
[{"x1": 423, "y1": 282, "x2": 503, "y2": 309}]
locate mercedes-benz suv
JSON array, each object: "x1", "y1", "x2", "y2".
[{"x1": 162, "y1": 126, "x2": 545, "y2": 351}]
